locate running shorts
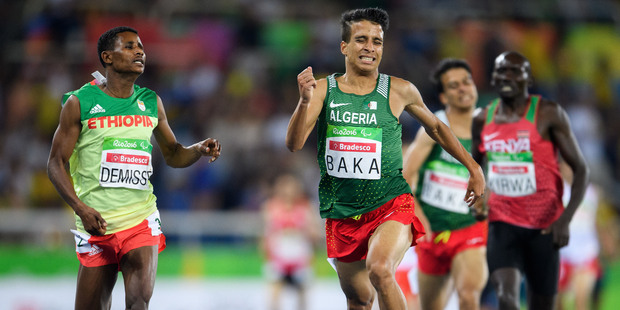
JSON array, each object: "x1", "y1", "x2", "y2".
[
  {"x1": 487, "y1": 221, "x2": 559, "y2": 295},
  {"x1": 416, "y1": 220, "x2": 487, "y2": 275},
  {"x1": 325, "y1": 194, "x2": 425, "y2": 263},
  {"x1": 558, "y1": 256, "x2": 600, "y2": 292},
  {"x1": 71, "y1": 210, "x2": 166, "y2": 268}
]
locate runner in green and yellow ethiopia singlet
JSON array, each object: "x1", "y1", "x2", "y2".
[
  {"x1": 317, "y1": 73, "x2": 411, "y2": 219},
  {"x1": 415, "y1": 110, "x2": 476, "y2": 232},
  {"x1": 62, "y1": 81, "x2": 159, "y2": 234}
]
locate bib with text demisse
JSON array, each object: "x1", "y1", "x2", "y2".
[
  {"x1": 421, "y1": 161, "x2": 470, "y2": 213},
  {"x1": 100, "y1": 137, "x2": 153, "y2": 190},
  {"x1": 325, "y1": 125, "x2": 382, "y2": 180},
  {"x1": 487, "y1": 152, "x2": 536, "y2": 197}
]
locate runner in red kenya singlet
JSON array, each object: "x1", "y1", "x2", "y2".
[
  {"x1": 481, "y1": 95, "x2": 563, "y2": 227},
  {"x1": 472, "y1": 51, "x2": 588, "y2": 310}
]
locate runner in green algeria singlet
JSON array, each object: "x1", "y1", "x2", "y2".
[
  {"x1": 62, "y1": 82, "x2": 159, "y2": 234},
  {"x1": 316, "y1": 73, "x2": 411, "y2": 219},
  {"x1": 416, "y1": 111, "x2": 477, "y2": 232}
]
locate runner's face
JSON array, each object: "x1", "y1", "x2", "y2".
[
  {"x1": 491, "y1": 54, "x2": 530, "y2": 97},
  {"x1": 439, "y1": 67, "x2": 477, "y2": 111},
  {"x1": 106, "y1": 31, "x2": 145, "y2": 74},
  {"x1": 341, "y1": 20, "x2": 383, "y2": 73}
]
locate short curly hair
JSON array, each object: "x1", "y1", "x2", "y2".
[
  {"x1": 430, "y1": 58, "x2": 472, "y2": 94},
  {"x1": 340, "y1": 8, "x2": 389, "y2": 43},
  {"x1": 97, "y1": 26, "x2": 138, "y2": 67}
]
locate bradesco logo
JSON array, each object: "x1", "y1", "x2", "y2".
[
  {"x1": 429, "y1": 174, "x2": 468, "y2": 189},
  {"x1": 329, "y1": 141, "x2": 376, "y2": 153},
  {"x1": 492, "y1": 165, "x2": 529, "y2": 174},
  {"x1": 106, "y1": 153, "x2": 150, "y2": 165}
]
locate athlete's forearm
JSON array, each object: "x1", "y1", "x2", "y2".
[
  {"x1": 561, "y1": 164, "x2": 590, "y2": 222},
  {"x1": 430, "y1": 122, "x2": 480, "y2": 173},
  {"x1": 286, "y1": 99, "x2": 311, "y2": 152},
  {"x1": 162, "y1": 142, "x2": 203, "y2": 168},
  {"x1": 47, "y1": 156, "x2": 83, "y2": 212}
]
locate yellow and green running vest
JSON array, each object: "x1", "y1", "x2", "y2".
[
  {"x1": 62, "y1": 82, "x2": 158, "y2": 234},
  {"x1": 317, "y1": 73, "x2": 411, "y2": 219}
]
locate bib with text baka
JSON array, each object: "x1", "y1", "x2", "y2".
[
  {"x1": 100, "y1": 137, "x2": 153, "y2": 190},
  {"x1": 325, "y1": 125, "x2": 382, "y2": 180},
  {"x1": 487, "y1": 151, "x2": 536, "y2": 197},
  {"x1": 420, "y1": 161, "x2": 470, "y2": 214}
]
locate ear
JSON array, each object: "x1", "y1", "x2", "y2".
[
  {"x1": 439, "y1": 92, "x2": 448, "y2": 106},
  {"x1": 101, "y1": 50, "x2": 113, "y2": 67},
  {"x1": 340, "y1": 41, "x2": 347, "y2": 56},
  {"x1": 527, "y1": 75, "x2": 534, "y2": 88}
]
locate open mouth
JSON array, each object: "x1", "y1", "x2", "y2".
[{"x1": 360, "y1": 56, "x2": 374, "y2": 63}]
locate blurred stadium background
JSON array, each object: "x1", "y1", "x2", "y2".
[{"x1": 1, "y1": 0, "x2": 620, "y2": 309}]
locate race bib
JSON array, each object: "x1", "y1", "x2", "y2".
[
  {"x1": 325, "y1": 125, "x2": 382, "y2": 179},
  {"x1": 420, "y1": 161, "x2": 470, "y2": 213},
  {"x1": 100, "y1": 137, "x2": 153, "y2": 190},
  {"x1": 271, "y1": 230, "x2": 313, "y2": 262},
  {"x1": 487, "y1": 152, "x2": 536, "y2": 197},
  {"x1": 147, "y1": 210, "x2": 163, "y2": 236}
]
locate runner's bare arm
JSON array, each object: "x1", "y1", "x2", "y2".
[
  {"x1": 286, "y1": 66, "x2": 327, "y2": 152},
  {"x1": 396, "y1": 79, "x2": 485, "y2": 206},
  {"x1": 471, "y1": 108, "x2": 487, "y2": 166},
  {"x1": 403, "y1": 127, "x2": 436, "y2": 239},
  {"x1": 153, "y1": 95, "x2": 221, "y2": 167},
  {"x1": 403, "y1": 127, "x2": 435, "y2": 184},
  {"x1": 541, "y1": 101, "x2": 589, "y2": 247},
  {"x1": 47, "y1": 95, "x2": 107, "y2": 235},
  {"x1": 470, "y1": 108, "x2": 490, "y2": 219}
]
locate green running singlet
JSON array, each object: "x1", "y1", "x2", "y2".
[
  {"x1": 415, "y1": 110, "x2": 477, "y2": 232},
  {"x1": 316, "y1": 73, "x2": 411, "y2": 219}
]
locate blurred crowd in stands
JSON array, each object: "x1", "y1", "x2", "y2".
[{"x1": 1, "y1": 0, "x2": 619, "y2": 213}]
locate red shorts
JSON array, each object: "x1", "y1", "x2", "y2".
[
  {"x1": 416, "y1": 221, "x2": 487, "y2": 275},
  {"x1": 395, "y1": 269, "x2": 413, "y2": 297},
  {"x1": 325, "y1": 194, "x2": 425, "y2": 263},
  {"x1": 71, "y1": 211, "x2": 166, "y2": 268},
  {"x1": 558, "y1": 257, "x2": 601, "y2": 292}
]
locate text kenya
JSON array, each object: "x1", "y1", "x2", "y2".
[{"x1": 88, "y1": 115, "x2": 154, "y2": 129}]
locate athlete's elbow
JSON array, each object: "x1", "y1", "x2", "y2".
[
  {"x1": 164, "y1": 157, "x2": 179, "y2": 168},
  {"x1": 286, "y1": 141, "x2": 303, "y2": 152},
  {"x1": 575, "y1": 162, "x2": 590, "y2": 184},
  {"x1": 46, "y1": 155, "x2": 64, "y2": 181},
  {"x1": 424, "y1": 126, "x2": 440, "y2": 142},
  {"x1": 285, "y1": 136, "x2": 304, "y2": 152}
]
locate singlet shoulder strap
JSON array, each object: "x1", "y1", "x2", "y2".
[
  {"x1": 324, "y1": 73, "x2": 338, "y2": 106},
  {"x1": 327, "y1": 73, "x2": 338, "y2": 90},
  {"x1": 485, "y1": 98, "x2": 500, "y2": 125},
  {"x1": 524, "y1": 95, "x2": 541, "y2": 124},
  {"x1": 377, "y1": 73, "x2": 389, "y2": 99}
]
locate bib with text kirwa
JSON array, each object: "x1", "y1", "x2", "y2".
[{"x1": 479, "y1": 95, "x2": 563, "y2": 229}]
